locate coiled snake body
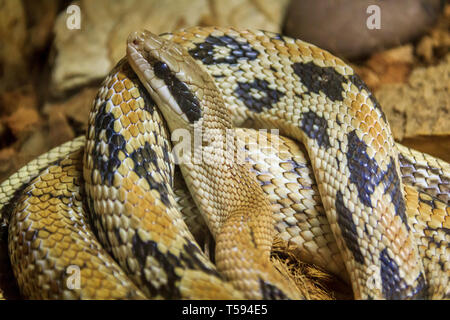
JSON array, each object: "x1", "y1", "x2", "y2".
[{"x1": 0, "y1": 27, "x2": 448, "y2": 299}]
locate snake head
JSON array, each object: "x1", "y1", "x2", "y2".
[{"x1": 127, "y1": 30, "x2": 209, "y2": 131}]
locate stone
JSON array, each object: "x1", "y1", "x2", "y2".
[
  {"x1": 352, "y1": 45, "x2": 415, "y2": 90},
  {"x1": 0, "y1": 0, "x2": 28, "y2": 92},
  {"x1": 376, "y1": 53, "x2": 450, "y2": 139},
  {"x1": 284, "y1": 0, "x2": 444, "y2": 59},
  {"x1": 4, "y1": 107, "x2": 41, "y2": 138},
  {"x1": 50, "y1": 0, "x2": 289, "y2": 95},
  {"x1": 43, "y1": 87, "x2": 97, "y2": 135},
  {"x1": 375, "y1": 53, "x2": 450, "y2": 161}
]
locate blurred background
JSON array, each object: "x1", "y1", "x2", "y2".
[{"x1": 0, "y1": 0, "x2": 448, "y2": 300}]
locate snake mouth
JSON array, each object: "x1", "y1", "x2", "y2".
[{"x1": 127, "y1": 30, "x2": 190, "y2": 123}]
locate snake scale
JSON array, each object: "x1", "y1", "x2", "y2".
[{"x1": 0, "y1": 27, "x2": 448, "y2": 299}]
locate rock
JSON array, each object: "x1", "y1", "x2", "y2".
[
  {"x1": 0, "y1": 125, "x2": 50, "y2": 187},
  {"x1": 0, "y1": 0, "x2": 28, "y2": 92},
  {"x1": 0, "y1": 123, "x2": 5, "y2": 140},
  {"x1": 0, "y1": 0, "x2": 60, "y2": 93},
  {"x1": 47, "y1": 109, "x2": 75, "y2": 147},
  {"x1": 0, "y1": 86, "x2": 37, "y2": 116},
  {"x1": 43, "y1": 87, "x2": 97, "y2": 135},
  {"x1": 416, "y1": 4, "x2": 450, "y2": 63},
  {"x1": 18, "y1": 129, "x2": 50, "y2": 159},
  {"x1": 374, "y1": 53, "x2": 450, "y2": 158},
  {"x1": 353, "y1": 45, "x2": 415, "y2": 90},
  {"x1": 210, "y1": 0, "x2": 289, "y2": 31},
  {"x1": 23, "y1": 0, "x2": 60, "y2": 52},
  {"x1": 0, "y1": 147, "x2": 16, "y2": 180},
  {"x1": 3, "y1": 107, "x2": 41, "y2": 138},
  {"x1": 284, "y1": 0, "x2": 444, "y2": 59},
  {"x1": 417, "y1": 36, "x2": 435, "y2": 63},
  {"x1": 51, "y1": 0, "x2": 290, "y2": 95},
  {"x1": 55, "y1": 88, "x2": 97, "y2": 129}
]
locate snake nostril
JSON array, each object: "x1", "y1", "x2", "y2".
[{"x1": 132, "y1": 38, "x2": 141, "y2": 46}]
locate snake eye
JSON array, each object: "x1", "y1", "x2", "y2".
[{"x1": 153, "y1": 61, "x2": 171, "y2": 80}]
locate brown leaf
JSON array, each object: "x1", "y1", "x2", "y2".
[{"x1": 4, "y1": 107, "x2": 41, "y2": 138}]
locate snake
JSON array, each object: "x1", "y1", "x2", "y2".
[{"x1": 0, "y1": 26, "x2": 448, "y2": 299}]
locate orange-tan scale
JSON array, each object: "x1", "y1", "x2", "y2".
[
  {"x1": 7, "y1": 149, "x2": 146, "y2": 299},
  {"x1": 1, "y1": 129, "x2": 447, "y2": 299},
  {"x1": 148, "y1": 27, "x2": 425, "y2": 298},
  {"x1": 128, "y1": 30, "x2": 304, "y2": 299},
  {"x1": 1, "y1": 137, "x2": 86, "y2": 300},
  {"x1": 397, "y1": 143, "x2": 449, "y2": 204},
  {"x1": 83, "y1": 59, "x2": 243, "y2": 299},
  {"x1": 176, "y1": 129, "x2": 449, "y2": 299},
  {"x1": 404, "y1": 185, "x2": 449, "y2": 298},
  {"x1": 0, "y1": 27, "x2": 448, "y2": 300}
]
